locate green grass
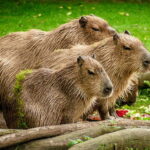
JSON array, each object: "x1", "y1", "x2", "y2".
[
  {"x1": 0, "y1": 0, "x2": 150, "y2": 119},
  {"x1": 0, "y1": 0, "x2": 150, "y2": 49}
]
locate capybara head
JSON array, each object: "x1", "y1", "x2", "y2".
[
  {"x1": 77, "y1": 56, "x2": 113, "y2": 98},
  {"x1": 78, "y1": 15, "x2": 116, "y2": 43},
  {"x1": 112, "y1": 31, "x2": 150, "y2": 73}
]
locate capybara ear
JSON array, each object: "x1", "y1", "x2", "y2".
[
  {"x1": 77, "y1": 56, "x2": 84, "y2": 66},
  {"x1": 113, "y1": 34, "x2": 119, "y2": 45},
  {"x1": 92, "y1": 54, "x2": 96, "y2": 59},
  {"x1": 79, "y1": 16, "x2": 88, "y2": 28},
  {"x1": 124, "y1": 30, "x2": 131, "y2": 35}
]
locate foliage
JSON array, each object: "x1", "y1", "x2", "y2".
[
  {"x1": 120, "y1": 81, "x2": 150, "y2": 120},
  {"x1": 67, "y1": 136, "x2": 93, "y2": 147}
]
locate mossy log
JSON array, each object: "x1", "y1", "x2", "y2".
[
  {"x1": 69, "y1": 128, "x2": 150, "y2": 150},
  {"x1": 1, "y1": 119, "x2": 150, "y2": 149}
]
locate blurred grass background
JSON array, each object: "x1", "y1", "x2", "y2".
[
  {"x1": 0, "y1": 0, "x2": 150, "y2": 49},
  {"x1": 0, "y1": 0, "x2": 150, "y2": 119}
]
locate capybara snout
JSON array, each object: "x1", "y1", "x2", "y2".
[
  {"x1": 101, "y1": 73, "x2": 113, "y2": 97},
  {"x1": 103, "y1": 85, "x2": 113, "y2": 96}
]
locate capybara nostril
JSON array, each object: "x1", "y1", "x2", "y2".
[
  {"x1": 143, "y1": 60, "x2": 150, "y2": 67},
  {"x1": 103, "y1": 86, "x2": 112, "y2": 95}
]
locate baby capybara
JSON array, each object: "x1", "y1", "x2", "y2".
[{"x1": 8, "y1": 56, "x2": 113, "y2": 128}]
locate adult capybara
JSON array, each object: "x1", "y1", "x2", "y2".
[
  {"x1": 39, "y1": 32, "x2": 150, "y2": 119},
  {"x1": 7, "y1": 56, "x2": 113, "y2": 128},
  {"x1": 0, "y1": 15, "x2": 115, "y2": 54},
  {"x1": 0, "y1": 15, "x2": 116, "y2": 122},
  {"x1": 1, "y1": 32, "x2": 150, "y2": 123}
]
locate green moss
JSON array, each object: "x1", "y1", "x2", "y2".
[
  {"x1": 13, "y1": 69, "x2": 33, "y2": 129},
  {"x1": 14, "y1": 69, "x2": 33, "y2": 94}
]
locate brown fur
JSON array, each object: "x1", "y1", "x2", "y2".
[
  {"x1": 116, "y1": 79, "x2": 139, "y2": 107},
  {"x1": 0, "y1": 15, "x2": 115, "y2": 104},
  {"x1": 9, "y1": 56, "x2": 113, "y2": 128},
  {"x1": 0, "y1": 15, "x2": 115, "y2": 55},
  {"x1": 1, "y1": 33, "x2": 150, "y2": 124},
  {"x1": 38, "y1": 33, "x2": 150, "y2": 119}
]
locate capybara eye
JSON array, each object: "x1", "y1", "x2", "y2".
[
  {"x1": 123, "y1": 45, "x2": 131, "y2": 50},
  {"x1": 92, "y1": 27, "x2": 100, "y2": 32},
  {"x1": 88, "y1": 70, "x2": 95, "y2": 75}
]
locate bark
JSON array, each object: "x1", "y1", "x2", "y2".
[
  {"x1": 69, "y1": 128, "x2": 150, "y2": 150},
  {"x1": 7, "y1": 125, "x2": 124, "y2": 150},
  {"x1": 0, "y1": 129, "x2": 23, "y2": 136},
  {"x1": 1, "y1": 119, "x2": 150, "y2": 149},
  {"x1": 0, "y1": 121, "x2": 101, "y2": 149}
]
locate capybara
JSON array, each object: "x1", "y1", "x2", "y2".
[
  {"x1": 39, "y1": 32, "x2": 150, "y2": 119},
  {"x1": 8, "y1": 56, "x2": 113, "y2": 128},
  {"x1": 0, "y1": 15, "x2": 115, "y2": 102},
  {"x1": 1, "y1": 32, "x2": 150, "y2": 124},
  {"x1": 0, "y1": 15, "x2": 116, "y2": 124},
  {"x1": 0, "y1": 15, "x2": 115, "y2": 55}
]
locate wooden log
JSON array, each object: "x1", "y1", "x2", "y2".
[
  {"x1": 69, "y1": 128, "x2": 150, "y2": 150},
  {"x1": 7, "y1": 125, "x2": 124, "y2": 150},
  {"x1": 0, "y1": 129, "x2": 22, "y2": 136},
  {"x1": 1, "y1": 119, "x2": 150, "y2": 149},
  {"x1": 0, "y1": 121, "x2": 101, "y2": 149}
]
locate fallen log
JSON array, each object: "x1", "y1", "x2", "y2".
[
  {"x1": 0, "y1": 129, "x2": 23, "y2": 136},
  {"x1": 1, "y1": 119, "x2": 150, "y2": 149},
  {"x1": 69, "y1": 128, "x2": 150, "y2": 150},
  {"x1": 6, "y1": 125, "x2": 124, "y2": 150},
  {"x1": 0, "y1": 121, "x2": 101, "y2": 149}
]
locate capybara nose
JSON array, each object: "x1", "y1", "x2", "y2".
[
  {"x1": 103, "y1": 86, "x2": 112, "y2": 95},
  {"x1": 143, "y1": 60, "x2": 150, "y2": 68}
]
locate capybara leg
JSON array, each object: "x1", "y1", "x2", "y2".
[
  {"x1": 109, "y1": 107, "x2": 120, "y2": 118},
  {"x1": 61, "y1": 116, "x2": 74, "y2": 124},
  {"x1": 97, "y1": 101, "x2": 111, "y2": 120}
]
